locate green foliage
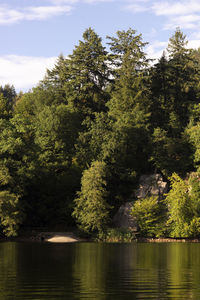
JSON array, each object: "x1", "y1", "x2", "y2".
[
  {"x1": 132, "y1": 196, "x2": 166, "y2": 237},
  {"x1": 189, "y1": 174, "x2": 200, "y2": 216},
  {"x1": 151, "y1": 127, "x2": 193, "y2": 176},
  {"x1": 1, "y1": 27, "x2": 200, "y2": 237},
  {"x1": 186, "y1": 109, "x2": 200, "y2": 171},
  {"x1": 35, "y1": 104, "x2": 79, "y2": 166},
  {"x1": 73, "y1": 161, "x2": 110, "y2": 234},
  {"x1": 107, "y1": 28, "x2": 150, "y2": 128},
  {"x1": 97, "y1": 227, "x2": 134, "y2": 242},
  {"x1": 166, "y1": 173, "x2": 191, "y2": 237},
  {"x1": 166, "y1": 173, "x2": 200, "y2": 237},
  {"x1": 150, "y1": 29, "x2": 200, "y2": 136},
  {"x1": 0, "y1": 191, "x2": 24, "y2": 236}
]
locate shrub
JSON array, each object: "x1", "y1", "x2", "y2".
[
  {"x1": 97, "y1": 227, "x2": 134, "y2": 242},
  {"x1": 131, "y1": 196, "x2": 166, "y2": 237}
]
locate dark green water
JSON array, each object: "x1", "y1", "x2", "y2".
[{"x1": 0, "y1": 242, "x2": 200, "y2": 299}]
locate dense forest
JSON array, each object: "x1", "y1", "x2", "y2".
[{"x1": 1, "y1": 27, "x2": 200, "y2": 238}]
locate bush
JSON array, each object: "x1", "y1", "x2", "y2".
[
  {"x1": 97, "y1": 227, "x2": 134, "y2": 242},
  {"x1": 131, "y1": 196, "x2": 166, "y2": 237}
]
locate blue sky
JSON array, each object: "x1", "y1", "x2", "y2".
[{"x1": 1, "y1": 0, "x2": 200, "y2": 91}]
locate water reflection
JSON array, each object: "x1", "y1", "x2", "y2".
[{"x1": 0, "y1": 242, "x2": 200, "y2": 299}]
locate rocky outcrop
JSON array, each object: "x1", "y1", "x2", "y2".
[
  {"x1": 113, "y1": 202, "x2": 138, "y2": 230},
  {"x1": 113, "y1": 174, "x2": 168, "y2": 230},
  {"x1": 134, "y1": 174, "x2": 168, "y2": 200}
]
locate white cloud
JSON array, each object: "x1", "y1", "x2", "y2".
[
  {"x1": 124, "y1": 0, "x2": 200, "y2": 35},
  {"x1": 49, "y1": 0, "x2": 114, "y2": 3},
  {"x1": 124, "y1": 3, "x2": 149, "y2": 13},
  {"x1": 150, "y1": 0, "x2": 200, "y2": 30},
  {"x1": 164, "y1": 14, "x2": 200, "y2": 30},
  {"x1": 0, "y1": 0, "x2": 116, "y2": 25},
  {"x1": 0, "y1": 55, "x2": 57, "y2": 91},
  {"x1": 146, "y1": 41, "x2": 168, "y2": 60},
  {"x1": 25, "y1": 6, "x2": 72, "y2": 21},
  {"x1": 83, "y1": 0, "x2": 114, "y2": 3},
  {"x1": 49, "y1": 0, "x2": 78, "y2": 4},
  {"x1": 0, "y1": 7, "x2": 23, "y2": 24},
  {"x1": 0, "y1": 5, "x2": 73, "y2": 24},
  {"x1": 123, "y1": 0, "x2": 151, "y2": 13},
  {"x1": 152, "y1": 0, "x2": 200, "y2": 16},
  {"x1": 188, "y1": 39, "x2": 200, "y2": 49}
]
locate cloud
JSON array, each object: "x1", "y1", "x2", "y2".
[
  {"x1": 83, "y1": 0, "x2": 114, "y2": 3},
  {"x1": 123, "y1": 0, "x2": 151, "y2": 13},
  {"x1": 26, "y1": 6, "x2": 72, "y2": 21},
  {"x1": 146, "y1": 41, "x2": 168, "y2": 60},
  {"x1": 164, "y1": 14, "x2": 200, "y2": 30},
  {"x1": 124, "y1": 4, "x2": 149, "y2": 13},
  {"x1": 188, "y1": 39, "x2": 200, "y2": 49},
  {"x1": 151, "y1": 0, "x2": 200, "y2": 30},
  {"x1": 0, "y1": 7, "x2": 24, "y2": 24},
  {"x1": 124, "y1": 0, "x2": 200, "y2": 33},
  {"x1": 49, "y1": 0, "x2": 114, "y2": 3},
  {"x1": 49, "y1": 0, "x2": 78, "y2": 4},
  {"x1": 0, "y1": 5, "x2": 73, "y2": 24},
  {"x1": 0, "y1": 55, "x2": 57, "y2": 91},
  {"x1": 152, "y1": 0, "x2": 200, "y2": 16},
  {"x1": 0, "y1": 0, "x2": 116, "y2": 25}
]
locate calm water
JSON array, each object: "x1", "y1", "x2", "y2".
[{"x1": 0, "y1": 242, "x2": 200, "y2": 299}]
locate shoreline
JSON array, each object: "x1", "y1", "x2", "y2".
[
  {"x1": 1, "y1": 232, "x2": 200, "y2": 243},
  {"x1": 136, "y1": 237, "x2": 200, "y2": 243},
  {"x1": 0, "y1": 231, "x2": 87, "y2": 243}
]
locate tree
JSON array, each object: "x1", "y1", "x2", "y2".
[
  {"x1": 73, "y1": 161, "x2": 110, "y2": 234},
  {"x1": 166, "y1": 173, "x2": 192, "y2": 237},
  {"x1": 150, "y1": 127, "x2": 193, "y2": 176},
  {"x1": 0, "y1": 84, "x2": 16, "y2": 112},
  {"x1": 107, "y1": 28, "x2": 150, "y2": 128},
  {"x1": 105, "y1": 29, "x2": 151, "y2": 189},
  {"x1": 66, "y1": 28, "x2": 111, "y2": 116},
  {"x1": 166, "y1": 173, "x2": 200, "y2": 237},
  {"x1": 0, "y1": 191, "x2": 23, "y2": 236},
  {"x1": 150, "y1": 29, "x2": 200, "y2": 135},
  {"x1": 41, "y1": 54, "x2": 70, "y2": 104},
  {"x1": 42, "y1": 28, "x2": 111, "y2": 117},
  {"x1": 132, "y1": 196, "x2": 166, "y2": 237},
  {"x1": 0, "y1": 114, "x2": 37, "y2": 235}
]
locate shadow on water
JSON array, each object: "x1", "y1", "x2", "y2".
[{"x1": 0, "y1": 242, "x2": 200, "y2": 299}]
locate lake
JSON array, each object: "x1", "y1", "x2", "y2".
[{"x1": 0, "y1": 241, "x2": 200, "y2": 299}]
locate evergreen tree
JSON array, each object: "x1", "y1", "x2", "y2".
[
  {"x1": 150, "y1": 29, "x2": 200, "y2": 135},
  {"x1": 105, "y1": 29, "x2": 151, "y2": 180},
  {"x1": 66, "y1": 28, "x2": 111, "y2": 116},
  {"x1": 73, "y1": 161, "x2": 110, "y2": 234},
  {"x1": 107, "y1": 28, "x2": 150, "y2": 127}
]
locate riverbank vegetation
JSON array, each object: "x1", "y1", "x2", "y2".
[{"x1": 1, "y1": 27, "x2": 200, "y2": 238}]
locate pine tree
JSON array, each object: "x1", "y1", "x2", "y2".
[
  {"x1": 66, "y1": 28, "x2": 111, "y2": 116},
  {"x1": 107, "y1": 28, "x2": 150, "y2": 127},
  {"x1": 105, "y1": 29, "x2": 151, "y2": 177},
  {"x1": 73, "y1": 161, "x2": 110, "y2": 234}
]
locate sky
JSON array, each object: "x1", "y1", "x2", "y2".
[{"x1": 1, "y1": 0, "x2": 200, "y2": 92}]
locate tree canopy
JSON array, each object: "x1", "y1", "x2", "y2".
[{"x1": 1, "y1": 27, "x2": 200, "y2": 238}]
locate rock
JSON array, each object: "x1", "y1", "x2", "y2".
[
  {"x1": 113, "y1": 174, "x2": 168, "y2": 230},
  {"x1": 37, "y1": 232, "x2": 82, "y2": 243},
  {"x1": 135, "y1": 174, "x2": 168, "y2": 200},
  {"x1": 113, "y1": 202, "x2": 138, "y2": 230}
]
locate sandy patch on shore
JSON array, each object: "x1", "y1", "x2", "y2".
[{"x1": 38, "y1": 232, "x2": 82, "y2": 243}]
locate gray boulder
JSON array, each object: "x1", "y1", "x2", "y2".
[
  {"x1": 113, "y1": 202, "x2": 137, "y2": 230},
  {"x1": 134, "y1": 174, "x2": 168, "y2": 200},
  {"x1": 113, "y1": 174, "x2": 168, "y2": 230}
]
